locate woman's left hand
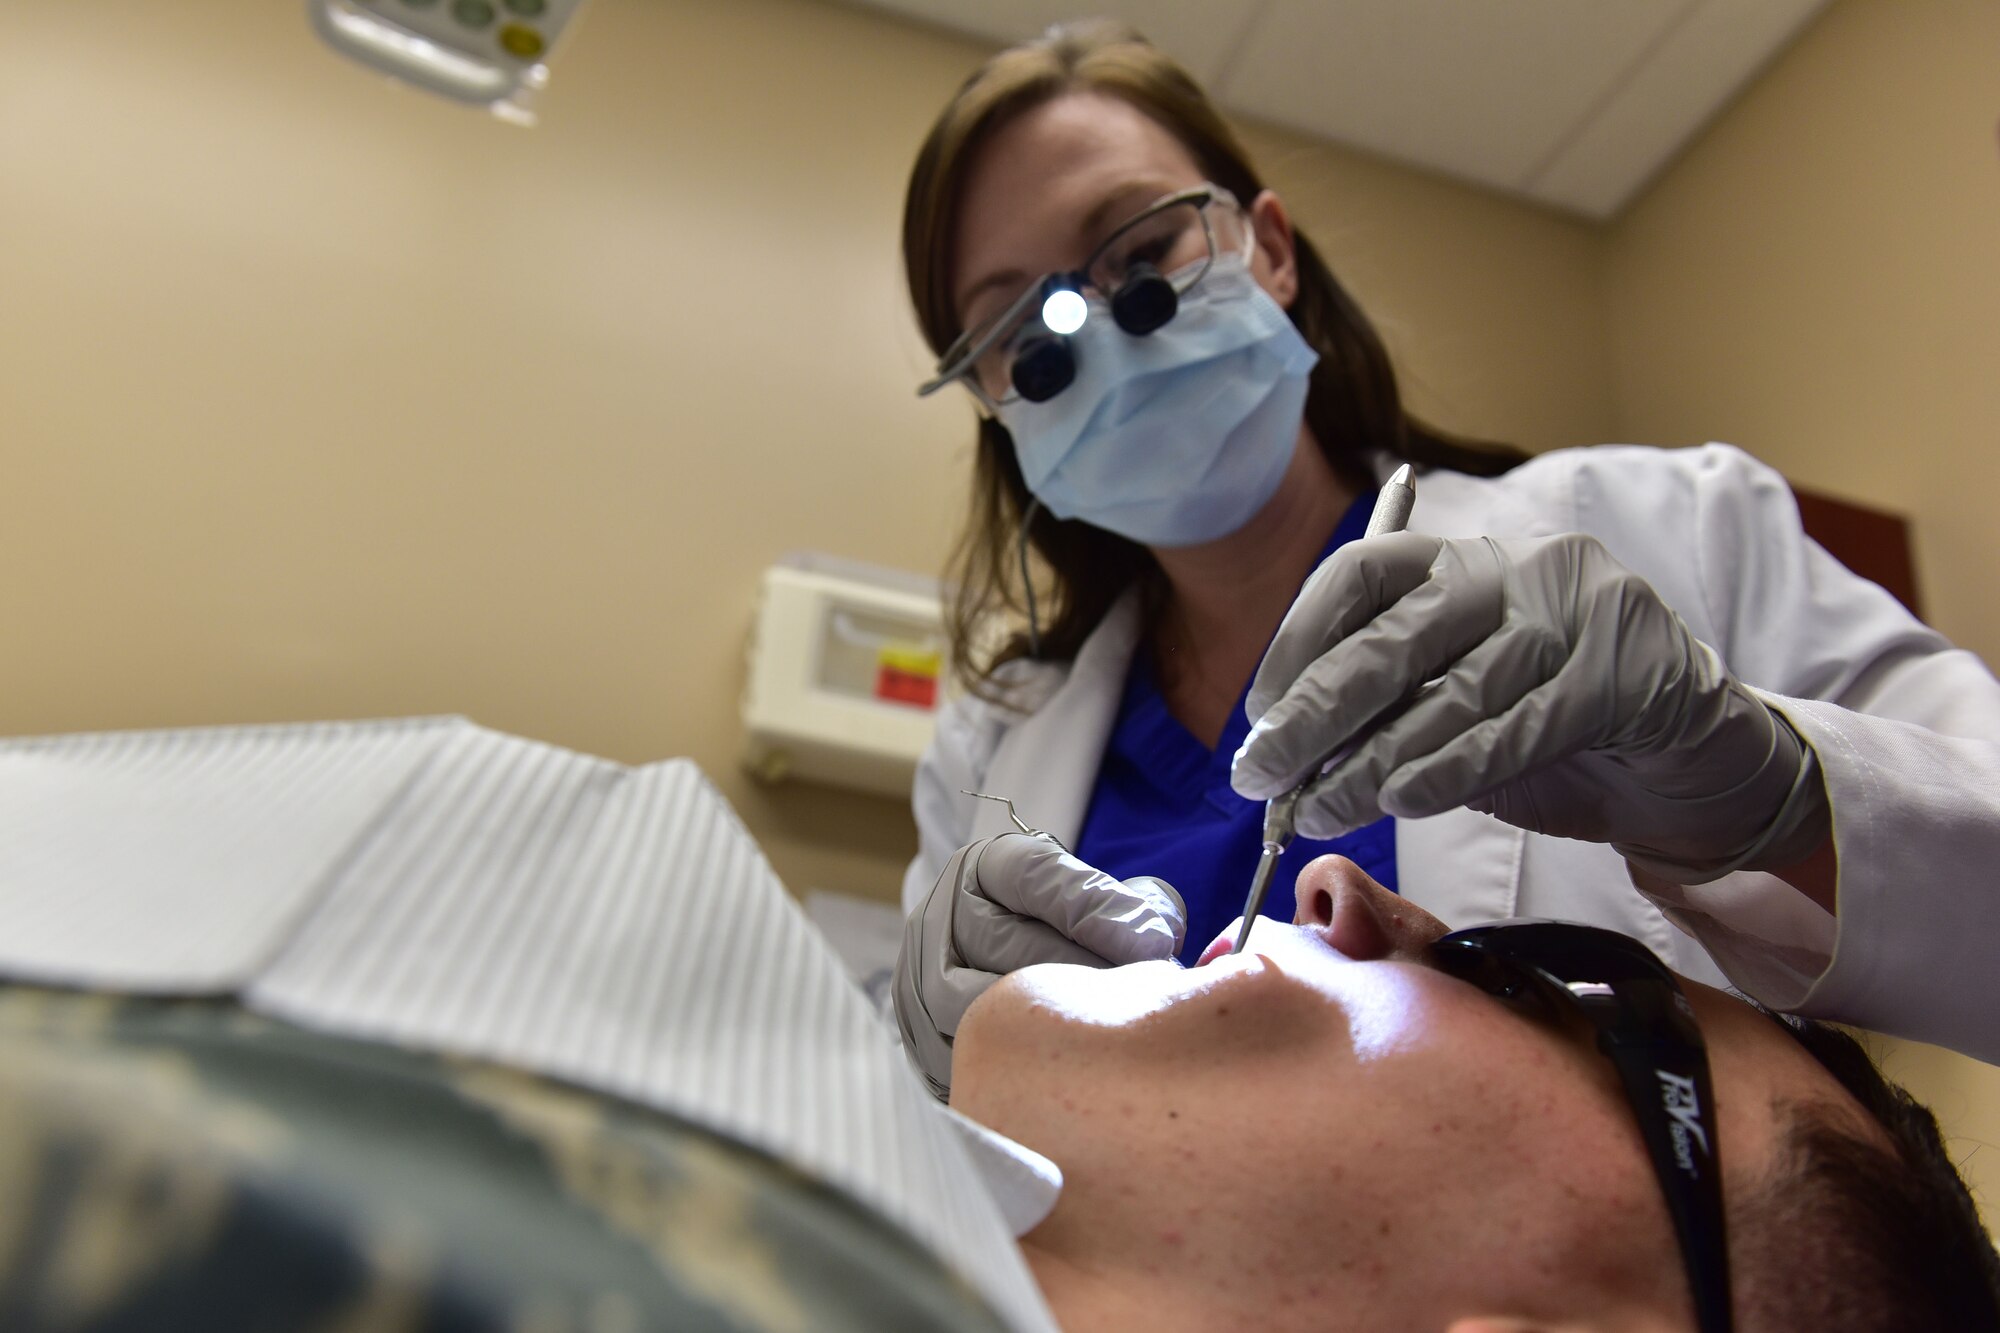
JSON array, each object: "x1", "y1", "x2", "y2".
[{"x1": 1229, "y1": 531, "x2": 1829, "y2": 883}]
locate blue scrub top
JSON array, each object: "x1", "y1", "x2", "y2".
[{"x1": 1073, "y1": 490, "x2": 1399, "y2": 966}]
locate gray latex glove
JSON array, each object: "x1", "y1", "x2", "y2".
[
  {"x1": 894, "y1": 832, "x2": 1185, "y2": 1100},
  {"x1": 1231, "y1": 531, "x2": 1829, "y2": 883}
]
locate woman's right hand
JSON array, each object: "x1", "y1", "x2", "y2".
[{"x1": 894, "y1": 833, "x2": 1185, "y2": 1100}]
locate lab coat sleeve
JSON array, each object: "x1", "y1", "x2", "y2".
[
  {"x1": 1576, "y1": 444, "x2": 2000, "y2": 1062},
  {"x1": 1764, "y1": 696, "x2": 2000, "y2": 1064}
]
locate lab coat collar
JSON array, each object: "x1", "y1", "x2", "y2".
[
  {"x1": 970, "y1": 591, "x2": 1144, "y2": 848},
  {"x1": 969, "y1": 455, "x2": 1398, "y2": 848}
]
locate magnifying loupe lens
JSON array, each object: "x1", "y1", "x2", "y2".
[
  {"x1": 1111, "y1": 263, "x2": 1177, "y2": 335},
  {"x1": 1011, "y1": 335, "x2": 1075, "y2": 403}
]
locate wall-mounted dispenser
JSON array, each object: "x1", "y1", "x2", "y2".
[{"x1": 742, "y1": 554, "x2": 946, "y2": 799}]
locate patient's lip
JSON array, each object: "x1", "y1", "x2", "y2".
[{"x1": 1195, "y1": 926, "x2": 1242, "y2": 968}]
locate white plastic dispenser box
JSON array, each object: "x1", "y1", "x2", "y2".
[{"x1": 742, "y1": 554, "x2": 947, "y2": 798}]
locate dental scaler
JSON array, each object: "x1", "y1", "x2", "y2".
[{"x1": 1232, "y1": 464, "x2": 1416, "y2": 955}]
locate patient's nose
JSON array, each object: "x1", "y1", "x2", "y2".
[{"x1": 1293, "y1": 855, "x2": 1450, "y2": 962}]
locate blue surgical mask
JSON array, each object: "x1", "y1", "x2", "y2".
[{"x1": 997, "y1": 252, "x2": 1319, "y2": 548}]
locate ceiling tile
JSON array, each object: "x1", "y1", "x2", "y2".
[
  {"x1": 1214, "y1": 0, "x2": 1693, "y2": 194},
  {"x1": 831, "y1": 0, "x2": 1832, "y2": 220},
  {"x1": 1525, "y1": 0, "x2": 1830, "y2": 218},
  {"x1": 842, "y1": 0, "x2": 1258, "y2": 86}
]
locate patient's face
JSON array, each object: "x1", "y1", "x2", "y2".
[{"x1": 952, "y1": 856, "x2": 1870, "y2": 1328}]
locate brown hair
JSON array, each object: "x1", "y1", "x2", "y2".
[
  {"x1": 901, "y1": 19, "x2": 1526, "y2": 697},
  {"x1": 1731, "y1": 1009, "x2": 2000, "y2": 1330}
]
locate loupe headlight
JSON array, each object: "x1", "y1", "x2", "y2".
[
  {"x1": 1011, "y1": 276, "x2": 1084, "y2": 403},
  {"x1": 1040, "y1": 283, "x2": 1088, "y2": 336}
]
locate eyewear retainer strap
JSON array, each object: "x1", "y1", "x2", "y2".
[{"x1": 1600, "y1": 1037, "x2": 1735, "y2": 1333}]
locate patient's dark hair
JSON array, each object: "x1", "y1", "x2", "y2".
[{"x1": 1734, "y1": 1009, "x2": 2000, "y2": 1331}]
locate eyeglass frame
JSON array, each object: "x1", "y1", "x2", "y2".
[
  {"x1": 917, "y1": 182, "x2": 1248, "y2": 411},
  {"x1": 1428, "y1": 919, "x2": 1734, "y2": 1333}
]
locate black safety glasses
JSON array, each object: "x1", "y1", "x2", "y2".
[{"x1": 1430, "y1": 920, "x2": 1732, "y2": 1333}]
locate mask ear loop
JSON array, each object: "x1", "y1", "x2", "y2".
[{"x1": 1017, "y1": 496, "x2": 1044, "y2": 659}]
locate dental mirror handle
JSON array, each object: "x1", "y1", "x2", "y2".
[{"x1": 1231, "y1": 464, "x2": 1415, "y2": 954}]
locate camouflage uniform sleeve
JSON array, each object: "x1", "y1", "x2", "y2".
[{"x1": 0, "y1": 987, "x2": 1011, "y2": 1333}]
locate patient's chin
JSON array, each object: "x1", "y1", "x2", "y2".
[
  {"x1": 948, "y1": 965, "x2": 1096, "y2": 1126},
  {"x1": 950, "y1": 969, "x2": 1039, "y2": 1096}
]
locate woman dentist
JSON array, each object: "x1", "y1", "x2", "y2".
[{"x1": 892, "y1": 21, "x2": 2000, "y2": 1098}]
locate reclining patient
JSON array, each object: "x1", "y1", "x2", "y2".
[
  {"x1": 2, "y1": 719, "x2": 1997, "y2": 1331},
  {"x1": 950, "y1": 853, "x2": 2000, "y2": 1333}
]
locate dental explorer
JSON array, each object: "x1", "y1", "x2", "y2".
[
  {"x1": 1231, "y1": 463, "x2": 1416, "y2": 955},
  {"x1": 961, "y1": 790, "x2": 1068, "y2": 852}
]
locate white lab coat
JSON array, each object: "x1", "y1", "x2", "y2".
[{"x1": 904, "y1": 443, "x2": 2000, "y2": 1065}]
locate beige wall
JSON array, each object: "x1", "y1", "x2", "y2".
[
  {"x1": 1605, "y1": 0, "x2": 2000, "y2": 662},
  {"x1": 1604, "y1": 0, "x2": 2000, "y2": 1236},
  {"x1": 0, "y1": 0, "x2": 1611, "y2": 904}
]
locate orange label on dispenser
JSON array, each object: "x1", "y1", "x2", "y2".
[{"x1": 875, "y1": 644, "x2": 941, "y2": 710}]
